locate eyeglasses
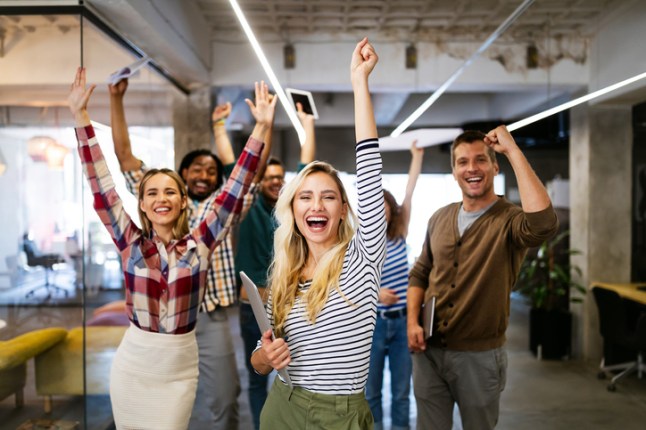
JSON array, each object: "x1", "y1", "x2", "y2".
[{"x1": 263, "y1": 174, "x2": 285, "y2": 183}]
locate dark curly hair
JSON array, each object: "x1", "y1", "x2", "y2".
[{"x1": 177, "y1": 149, "x2": 224, "y2": 190}]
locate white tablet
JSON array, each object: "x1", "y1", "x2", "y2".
[
  {"x1": 285, "y1": 88, "x2": 319, "y2": 119},
  {"x1": 239, "y1": 271, "x2": 293, "y2": 387}
]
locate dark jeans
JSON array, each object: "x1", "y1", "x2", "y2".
[{"x1": 240, "y1": 302, "x2": 269, "y2": 430}]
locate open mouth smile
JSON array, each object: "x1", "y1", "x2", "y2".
[{"x1": 306, "y1": 216, "x2": 329, "y2": 231}]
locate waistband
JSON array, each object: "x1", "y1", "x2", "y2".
[
  {"x1": 271, "y1": 378, "x2": 366, "y2": 414},
  {"x1": 124, "y1": 323, "x2": 196, "y2": 347},
  {"x1": 377, "y1": 307, "x2": 407, "y2": 319}
]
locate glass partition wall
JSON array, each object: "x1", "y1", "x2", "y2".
[{"x1": 0, "y1": 10, "x2": 176, "y2": 429}]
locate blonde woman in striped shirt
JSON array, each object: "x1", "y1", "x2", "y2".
[
  {"x1": 69, "y1": 68, "x2": 275, "y2": 430},
  {"x1": 251, "y1": 38, "x2": 386, "y2": 430}
]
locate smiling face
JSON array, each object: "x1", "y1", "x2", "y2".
[
  {"x1": 452, "y1": 140, "x2": 499, "y2": 202},
  {"x1": 139, "y1": 172, "x2": 187, "y2": 234},
  {"x1": 182, "y1": 155, "x2": 219, "y2": 200},
  {"x1": 292, "y1": 171, "x2": 348, "y2": 253},
  {"x1": 260, "y1": 163, "x2": 285, "y2": 206}
]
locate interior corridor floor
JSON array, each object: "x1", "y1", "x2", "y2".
[{"x1": 1, "y1": 294, "x2": 646, "y2": 429}]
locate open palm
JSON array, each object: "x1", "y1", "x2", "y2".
[{"x1": 68, "y1": 67, "x2": 96, "y2": 117}]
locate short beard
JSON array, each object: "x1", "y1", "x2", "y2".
[
  {"x1": 187, "y1": 188, "x2": 211, "y2": 201},
  {"x1": 461, "y1": 182, "x2": 493, "y2": 200}
]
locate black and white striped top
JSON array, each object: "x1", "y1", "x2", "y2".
[{"x1": 267, "y1": 138, "x2": 386, "y2": 395}]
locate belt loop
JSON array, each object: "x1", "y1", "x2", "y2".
[
  {"x1": 287, "y1": 385, "x2": 295, "y2": 402},
  {"x1": 335, "y1": 395, "x2": 348, "y2": 415}
]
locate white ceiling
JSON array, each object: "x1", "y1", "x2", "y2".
[
  {"x1": 198, "y1": 0, "x2": 623, "y2": 42},
  {"x1": 0, "y1": 0, "x2": 643, "y2": 131}
]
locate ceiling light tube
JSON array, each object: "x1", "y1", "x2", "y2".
[
  {"x1": 391, "y1": 0, "x2": 536, "y2": 138},
  {"x1": 228, "y1": 0, "x2": 306, "y2": 145},
  {"x1": 507, "y1": 71, "x2": 646, "y2": 132}
]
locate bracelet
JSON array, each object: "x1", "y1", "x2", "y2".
[{"x1": 213, "y1": 119, "x2": 226, "y2": 127}]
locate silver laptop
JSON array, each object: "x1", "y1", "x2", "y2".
[{"x1": 239, "y1": 271, "x2": 293, "y2": 387}]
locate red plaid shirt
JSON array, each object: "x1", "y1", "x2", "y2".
[{"x1": 76, "y1": 125, "x2": 263, "y2": 334}]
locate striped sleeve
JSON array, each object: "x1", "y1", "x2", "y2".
[
  {"x1": 354, "y1": 138, "x2": 386, "y2": 266},
  {"x1": 75, "y1": 125, "x2": 141, "y2": 251},
  {"x1": 195, "y1": 136, "x2": 264, "y2": 251}
]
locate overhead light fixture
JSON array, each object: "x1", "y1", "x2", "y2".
[
  {"x1": 284, "y1": 43, "x2": 295, "y2": 69},
  {"x1": 45, "y1": 142, "x2": 70, "y2": 170},
  {"x1": 526, "y1": 44, "x2": 539, "y2": 69},
  {"x1": 379, "y1": 128, "x2": 463, "y2": 152},
  {"x1": 406, "y1": 43, "x2": 417, "y2": 69},
  {"x1": 391, "y1": 0, "x2": 536, "y2": 137},
  {"x1": 507, "y1": 70, "x2": 646, "y2": 132},
  {"x1": 0, "y1": 147, "x2": 7, "y2": 176},
  {"x1": 228, "y1": 0, "x2": 306, "y2": 145},
  {"x1": 27, "y1": 135, "x2": 56, "y2": 162}
]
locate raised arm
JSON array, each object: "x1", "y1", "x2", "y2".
[
  {"x1": 108, "y1": 79, "x2": 141, "y2": 172},
  {"x1": 485, "y1": 125, "x2": 551, "y2": 213},
  {"x1": 255, "y1": 94, "x2": 277, "y2": 182},
  {"x1": 197, "y1": 81, "x2": 277, "y2": 251},
  {"x1": 400, "y1": 141, "x2": 424, "y2": 237},
  {"x1": 350, "y1": 38, "x2": 386, "y2": 265},
  {"x1": 212, "y1": 102, "x2": 236, "y2": 165},
  {"x1": 351, "y1": 37, "x2": 378, "y2": 142},
  {"x1": 296, "y1": 102, "x2": 316, "y2": 165},
  {"x1": 69, "y1": 67, "x2": 94, "y2": 128},
  {"x1": 70, "y1": 67, "x2": 139, "y2": 251}
]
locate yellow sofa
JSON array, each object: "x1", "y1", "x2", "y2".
[
  {"x1": 35, "y1": 325, "x2": 126, "y2": 413},
  {"x1": 0, "y1": 327, "x2": 68, "y2": 407}
]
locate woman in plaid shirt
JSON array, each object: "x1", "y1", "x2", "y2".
[{"x1": 69, "y1": 67, "x2": 276, "y2": 429}]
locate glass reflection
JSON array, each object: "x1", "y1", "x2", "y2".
[{"x1": 0, "y1": 13, "x2": 177, "y2": 429}]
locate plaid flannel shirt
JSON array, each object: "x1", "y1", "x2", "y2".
[
  {"x1": 124, "y1": 163, "x2": 259, "y2": 313},
  {"x1": 77, "y1": 124, "x2": 262, "y2": 333}
]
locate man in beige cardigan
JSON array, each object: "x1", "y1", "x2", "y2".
[{"x1": 407, "y1": 126, "x2": 559, "y2": 430}]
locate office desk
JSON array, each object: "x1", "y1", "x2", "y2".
[{"x1": 591, "y1": 282, "x2": 646, "y2": 306}]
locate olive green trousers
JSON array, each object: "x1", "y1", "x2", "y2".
[{"x1": 259, "y1": 378, "x2": 374, "y2": 430}]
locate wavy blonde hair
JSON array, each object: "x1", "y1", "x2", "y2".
[
  {"x1": 137, "y1": 169, "x2": 190, "y2": 240},
  {"x1": 269, "y1": 161, "x2": 358, "y2": 335}
]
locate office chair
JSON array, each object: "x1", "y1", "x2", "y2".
[
  {"x1": 22, "y1": 236, "x2": 68, "y2": 299},
  {"x1": 592, "y1": 286, "x2": 646, "y2": 392}
]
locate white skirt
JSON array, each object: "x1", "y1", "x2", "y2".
[{"x1": 110, "y1": 323, "x2": 199, "y2": 430}]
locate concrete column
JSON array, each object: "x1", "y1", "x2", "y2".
[
  {"x1": 570, "y1": 103, "x2": 632, "y2": 363},
  {"x1": 172, "y1": 86, "x2": 211, "y2": 170}
]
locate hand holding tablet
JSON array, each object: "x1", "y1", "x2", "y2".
[{"x1": 285, "y1": 88, "x2": 319, "y2": 119}]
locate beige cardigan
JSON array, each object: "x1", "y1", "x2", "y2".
[{"x1": 409, "y1": 198, "x2": 559, "y2": 351}]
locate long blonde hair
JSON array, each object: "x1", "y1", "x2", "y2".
[
  {"x1": 137, "y1": 169, "x2": 190, "y2": 240},
  {"x1": 269, "y1": 162, "x2": 358, "y2": 335}
]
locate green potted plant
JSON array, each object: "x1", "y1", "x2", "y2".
[{"x1": 516, "y1": 230, "x2": 585, "y2": 359}]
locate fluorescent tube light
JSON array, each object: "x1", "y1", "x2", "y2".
[
  {"x1": 507, "y1": 71, "x2": 646, "y2": 132},
  {"x1": 228, "y1": 0, "x2": 306, "y2": 145},
  {"x1": 391, "y1": 0, "x2": 535, "y2": 138},
  {"x1": 379, "y1": 128, "x2": 463, "y2": 152}
]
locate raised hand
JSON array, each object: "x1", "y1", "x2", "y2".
[
  {"x1": 484, "y1": 125, "x2": 519, "y2": 156},
  {"x1": 68, "y1": 67, "x2": 96, "y2": 125},
  {"x1": 212, "y1": 102, "x2": 232, "y2": 123},
  {"x1": 351, "y1": 37, "x2": 378, "y2": 83},
  {"x1": 108, "y1": 78, "x2": 128, "y2": 98},
  {"x1": 245, "y1": 81, "x2": 278, "y2": 128},
  {"x1": 296, "y1": 101, "x2": 314, "y2": 127},
  {"x1": 410, "y1": 139, "x2": 424, "y2": 158}
]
